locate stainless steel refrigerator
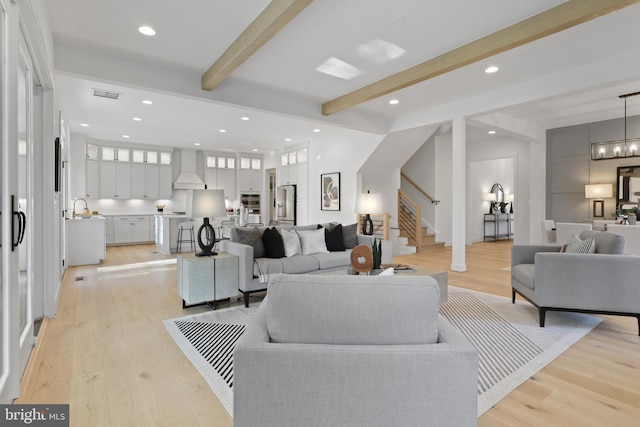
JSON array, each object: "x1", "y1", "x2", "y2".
[{"x1": 276, "y1": 184, "x2": 297, "y2": 225}]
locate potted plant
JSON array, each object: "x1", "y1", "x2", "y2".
[{"x1": 371, "y1": 238, "x2": 383, "y2": 275}]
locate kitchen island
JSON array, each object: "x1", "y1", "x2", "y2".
[
  {"x1": 155, "y1": 214, "x2": 195, "y2": 255},
  {"x1": 67, "y1": 217, "x2": 107, "y2": 266}
]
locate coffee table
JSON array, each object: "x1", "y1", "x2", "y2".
[
  {"x1": 325, "y1": 265, "x2": 448, "y2": 303},
  {"x1": 391, "y1": 265, "x2": 448, "y2": 303}
]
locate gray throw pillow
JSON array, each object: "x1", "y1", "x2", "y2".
[
  {"x1": 232, "y1": 227, "x2": 265, "y2": 258},
  {"x1": 342, "y1": 223, "x2": 358, "y2": 249}
]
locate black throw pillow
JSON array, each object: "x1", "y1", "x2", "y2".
[
  {"x1": 325, "y1": 223, "x2": 345, "y2": 252},
  {"x1": 262, "y1": 227, "x2": 285, "y2": 258}
]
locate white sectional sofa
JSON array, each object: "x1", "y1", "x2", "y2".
[{"x1": 219, "y1": 223, "x2": 393, "y2": 307}]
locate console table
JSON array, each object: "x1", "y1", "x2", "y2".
[
  {"x1": 177, "y1": 252, "x2": 239, "y2": 309},
  {"x1": 484, "y1": 213, "x2": 513, "y2": 241}
]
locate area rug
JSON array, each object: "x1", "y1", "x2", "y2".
[{"x1": 163, "y1": 287, "x2": 600, "y2": 417}]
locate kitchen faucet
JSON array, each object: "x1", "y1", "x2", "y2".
[{"x1": 72, "y1": 198, "x2": 89, "y2": 218}]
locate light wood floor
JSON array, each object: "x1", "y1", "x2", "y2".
[{"x1": 17, "y1": 241, "x2": 640, "y2": 426}]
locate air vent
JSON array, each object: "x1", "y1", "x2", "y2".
[{"x1": 92, "y1": 88, "x2": 121, "y2": 100}]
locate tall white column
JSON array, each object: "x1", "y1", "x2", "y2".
[{"x1": 451, "y1": 116, "x2": 467, "y2": 272}]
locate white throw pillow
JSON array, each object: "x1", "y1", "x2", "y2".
[
  {"x1": 280, "y1": 229, "x2": 302, "y2": 257},
  {"x1": 562, "y1": 234, "x2": 596, "y2": 254},
  {"x1": 296, "y1": 228, "x2": 329, "y2": 255}
]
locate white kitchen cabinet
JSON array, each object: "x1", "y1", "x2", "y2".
[
  {"x1": 112, "y1": 216, "x2": 152, "y2": 244},
  {"x1": 100, "y1": 162, "x2": 131, "y2": 199},
  {"x1": 131, "y1": 163, "x2": 159, "y2": 199},
  {"x1": 239, "y1": 169, "x2": 261, "y2": 192},
  {"x1": 105, "y1": 217, "x2": 114, "y2": 244},
  {"x1": 158, "y1": 165, "x2": 172, "y2": 199},
  {"x1": 85, "y1": 159, "x2": 100, "y2": 198},
  {"x1": 205, "y1": 164, "x2": 236, "y2": 199},
  {"x1": 67, "y1": 218, "x2": 106, "y2": 266}
]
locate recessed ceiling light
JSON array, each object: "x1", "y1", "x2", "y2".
[
  {"x1": 133, "y1": 117, "x2": 142, "y2": 121},
  {"x1": 252, "y1": 149, "x2": 258, "y2": 152},
  {"x1": 389, "y1": 99, "x2": 400, "y2": 105},
  {"x1": 219, "y1": 129, "x2": 227, "y2": 133},
  {"x1": 240, "y1": 116, "x2": 249, "y2": 121},
  {"x1": 313, "y1": 129, "x2": 321, "y2": 133},
  {"x1": 485, "y1": 65, "x2": 499, "y2": 74},
  {"x1": 138, "y1": 26, "x2": 156, "y2": 36},
  {"x1": 316, "y1": 57, "x2": 362, "y2": 80},
  {"x1": 357, "y1": 39, "x2": 406, "y2": 64},
  {"x1": 122, "y1": 135, "x2": 130, "y2": 138},
  {"x1": 80, "y1": 123, "x2": 89, "y2": 127},
  {"x1": 194, "y1": 142, "x2": 201, "y2": 146},
  {"x1": 142, "y1": 100, "x2": 152, "y2": 105},
  {"x1": 488, "y1": 130, "x2": 497, "y2": 134},
  {"x1": 285, "y1": 138, "x2": 292, "y2": 142}
]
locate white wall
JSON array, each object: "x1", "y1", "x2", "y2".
[
  {"x1": 435, "y1": 134, "x2": 453, "y2": 245},
  {"x1": 467, "y1": 136, "x2": 531, "y2": 244},
  {"x1": 468, "y1": 157, "x2": 514, "y2": 242},
  {"x1": 308, "y1": 131, "x2": 383, "y2": 226},
  {"x1": 402, "y1": 133, "x2": 437, "y2": 231}
]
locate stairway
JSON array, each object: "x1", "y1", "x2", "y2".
[{"x1": 399, "y1": 225, "x2": 445, "y2": 253}]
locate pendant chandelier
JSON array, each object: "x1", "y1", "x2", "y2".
[{"x1": 591, "y1": 91, "x2": 640, "y2": 160}]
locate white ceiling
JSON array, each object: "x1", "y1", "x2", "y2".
[{"x1": 47, "y1": 0, "x2": 640, "y2": 152}]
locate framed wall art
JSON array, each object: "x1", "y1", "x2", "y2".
[{"x1": 321, "y1": 172, "x2": 340, "y2": 211}]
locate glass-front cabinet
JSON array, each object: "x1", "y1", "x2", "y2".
[{"x1": 85, "y1": 143, "x2": 172, "y2": 199}]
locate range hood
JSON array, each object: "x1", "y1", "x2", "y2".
[{"x1": 173, "y1": 149, "x2": 205, "y2": 190}]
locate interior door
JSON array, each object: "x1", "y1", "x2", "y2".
[
  {"x1": 0, "y1": 0, "x2": 8, "y2": 402},
  {"x1": 16, "y1": 29, "x2": 34, "y2": 380}
]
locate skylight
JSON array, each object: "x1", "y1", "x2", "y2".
[
  {"x1": 316, "y1": 57, "x2": 362, "y2": 80},
  {"x1": 357, "y1": 39, "x2": 406, "y2": 64}
]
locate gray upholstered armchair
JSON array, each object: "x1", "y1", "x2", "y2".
[
  {"x1": 511, "y1": 230, "x2": 640, "y2": 335},
  {"x1": 233, "y1": 274, "x2": 478, "y2": 427}
]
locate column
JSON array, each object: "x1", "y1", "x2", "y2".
[{"x1": 451, "y1": 116, "x2": 467, "y2": 272}]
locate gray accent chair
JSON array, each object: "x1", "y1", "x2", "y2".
[
  {"x1": 511, "y1": 230, "x2": 640, "y2": 335},
  {"x1": 233, "y1": 274, "x2": 478, "y2": 427}
]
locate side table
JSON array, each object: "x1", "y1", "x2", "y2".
[{"x1": 177, "y1": 251, "x2": 239, "y2": 309}]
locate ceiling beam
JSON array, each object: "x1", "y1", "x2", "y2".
[
  {"x1": 322, "y1": 0, "x2": 640, "y2": 116},
  {"x1": 201, "y1": 0, "x2": 313, "y2": 91}
]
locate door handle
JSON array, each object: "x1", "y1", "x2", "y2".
[
  {"x1": 18, "y1": 211, "x2": 26, "y2": 244},
  {"x1": 11, "y1": 195, "x2": 19, "y2": 251}
]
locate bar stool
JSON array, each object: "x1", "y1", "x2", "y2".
[{"x1": 177, "y1": 221, "x2": 196, "y2": 253}]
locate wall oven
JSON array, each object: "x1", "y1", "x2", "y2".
[{"x1": 241, "y1": 193, "x2": 261, "y2": 214}]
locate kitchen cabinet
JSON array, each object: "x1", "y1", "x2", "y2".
[
  {"x1": 85, "y1": 159, "x2": 100, "y2": 198},
  {"x1": 158, "y1": 165, "x2": 172, "y2": 199},
  {"x1": 105, "y1": 217, "x2": 114, "y2": 244},
  {"x1": 67, "y1": 218, "x2": 106, "y2": 265},
  {"x1": 131, "y1": 163, "x2": 159, "y2": 199},
  {"x1": 239, "y1": 169, "x2": 261, "y2": 192},
  {"x1": 112, "y1": 215, "x2": 152, "y2": 244},
  {"x1": 239, "y1": 156, "x2": 262, "y2": 192},
  {"x1": 100, "y1": 162, "x2": 131, "y2": 199},
  {"x1": 205, "y1": 155, "x2": 237, "y2": 199},
  {"x1": 155, "y1": 214, "x2": 192, "y2": 254}
]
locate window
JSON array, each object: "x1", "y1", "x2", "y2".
[
  {"x1": 132, "y1": 149, "x2": 144, "y2": 163},
  {"x1": 86, "y1": 144, "x2": 99, "y2": 159},
  {"x1": 206, "y1": 155, "x2": 217, "y2": 168},
  {"x1": 146, "y1": 151, "x2": 158, "y2": 164},
  {"x1": 160, "y1": 152, "x2": 171, "y2": 165}
]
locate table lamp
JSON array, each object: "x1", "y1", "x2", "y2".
[
  {"x1": 585, "y1": 184, "x2": 612, "y2": 218},
  {"x1": 191, "y1": 189, "x2": 227, "y2": 256},
  {"x1": 356, "y1": 191, "x2": 382, "y2": 235}
]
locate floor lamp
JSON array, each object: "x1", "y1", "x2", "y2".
[{"x1": 192, "y1": 189, "x2": 227, "y2": 257}]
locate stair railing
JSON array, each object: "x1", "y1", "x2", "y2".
[
  {"x1": 400, "y1": 172, "x2": 440, "y2": 205},
  {"x1": 357, "y1": 213, "x2": 390, "y2": 240},
  {"x1": 398, "y1": 189, "x2": 422, "y2": 251}
]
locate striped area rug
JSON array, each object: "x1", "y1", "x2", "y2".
[{"x1": 164, "y1": 288, "x2": 600, "y2": 417}]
